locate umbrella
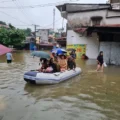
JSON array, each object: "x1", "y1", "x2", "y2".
[
  {"x1": 31, "y1": 51, "x2": 50, "y2": 59},
  {"x1": 52, "y1": 48, "x2": 67, "y2": 55},
  {"x1": 0, "y1": 44, "x2": 12, "y2": 56}
]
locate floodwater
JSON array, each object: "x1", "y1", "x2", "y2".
[{"x1": 0, "y1": 51, "x2": 120, "y2": 120}]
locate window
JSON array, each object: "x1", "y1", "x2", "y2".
[{"x1": 91, "y1": 16, "x2": 103, "y2": 26}]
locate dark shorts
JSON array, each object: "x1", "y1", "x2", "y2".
[
  {"x1": 98, "y1": 62, "x2": 103, "y2": 66},
  {"x1": 7, "y1": 60, "x2": 12, "y2": 63}
]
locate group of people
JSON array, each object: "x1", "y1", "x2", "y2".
[
  {"x1": 5, "y1": 47, "x2": 105, "y2": 72},
  {"x1": 37, "y1": 50, "x2": 76, "y2": 73}
]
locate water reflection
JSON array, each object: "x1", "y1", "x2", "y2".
[{"x1": 0, "y1": 51, "x2": 120, "y2": 120}]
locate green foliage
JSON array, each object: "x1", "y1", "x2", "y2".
[
  {"x1": 23, "y1": 28, "x2": 32, "y2": 36},
  {"x1": 0, "y1": 27, "x2": 25, "y2": 47},
  {"x1": 9, "y1": 23, "x2": 15, "y2": 29}
]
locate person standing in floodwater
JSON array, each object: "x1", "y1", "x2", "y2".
[
  {"x1": 6, "y1": 52, "x2": 14, "y2": 63},
  {"x1": 96, "y1": 51, "x2": 104, "y2": 72}
]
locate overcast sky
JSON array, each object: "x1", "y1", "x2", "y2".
[{"x1": 0, "y1": 0, "x2": 107, "y2": 31}]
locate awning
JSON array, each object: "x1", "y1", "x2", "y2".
[
  {"x1": 74, "y1": 28, "x2": 87, "y2": 34},
  {"x1": 87, "y1": 26, "x2": 120, "y2": 34},
  {"x1": 0, "y1": 44, "x2": 12, "y2": 55},
  {"x1": 96, "y1": 24, "x2": 120, "y2": 27}
]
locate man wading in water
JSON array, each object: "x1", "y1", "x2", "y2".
[{"x1": 6, "y1": 52, "x2": 14, "y2": 63}]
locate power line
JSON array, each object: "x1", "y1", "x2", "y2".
[
  {"x1": 0, "y1": 0, "x2": 14, "y2": 3},
  {"x1": 16, "y1": 0, "x2": 35, "y2": 24},
  {"x1": 41, "y1": 17, "x2": 62, "y2": 29},
  {"x1": 13, "y1": 25, "x2": 33, "y2": 26},
  {"x1": 0, "y1": 0, "x2": 80, "y2": 9},
  {"x1": 12, "y1": 0, "x2": 34, "y2": 24},
  {"x1": 0, "y1": 10, "x2": 30, "y2": 25},
  {"x1": 53, "y1": 8, "x2": 55, "y2": 31}
]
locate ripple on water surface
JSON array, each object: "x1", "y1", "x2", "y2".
[{"x1": 0, "y1": 51, "x2": 120, "y2": 120}]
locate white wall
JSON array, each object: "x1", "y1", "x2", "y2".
[
  {"x1": 67, "y1": 30, "x2": 99, "y2": 59},
  {"x1": 36, "y1": 29, "x2": 49, "y2": 43},
  {"x1": 67, "y1": 10, "x2": 120, "y2": 27},
  {"x1": 100, "y1": 42, "x2": 120, "y2": 65}
]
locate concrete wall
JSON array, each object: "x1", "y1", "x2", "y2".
[
  {"x1": 67, "y1": 30, "x2": 99, "y2": 59},
  {"x1": 67, "y1": 10, "x2": 120, "y2": 28},
  {"x1": 36, "y1": 29, "x2": 49, "y2": 43},
  {"x1": 100, "y1": 42, "x2": 120, "y2": 65}
]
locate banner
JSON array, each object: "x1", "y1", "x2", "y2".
[{"x1": 67, "y1": 44, "x2": 86, "y2": 58}]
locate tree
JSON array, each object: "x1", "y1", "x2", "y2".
[
  {"x1": 9, "y1": 23, "x2": 15, "y2": 29},
  {"x1": 0, "y1": 27, "x2": 25, "y2": 47},
  {"x1": 23, "y1": 28, "x2": 32, "y2": 36}
]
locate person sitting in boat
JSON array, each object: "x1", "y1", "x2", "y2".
[
  {"x1": 70, "y1": 50, "x2": 76, "y2": 59},
  {"x1": 58, "y1": 54, "x2": 67, "y2": 72},
  {"x1": 45, "y1": 58, "x2": 58, "y2": 73},
  {"x1": 51, "y1": 52, "x2": 57, "y2": 60},
  {"x1": 37, "y1": 58, "x2": 48, "y2": 72},
  {"x1": 81, "y1": 54, "x2": 89, "y2": 60},
  {"x1": 53, "y1": 57, "x2": 60, "y2": 72},
  {"x1": 67, "y1": 56, "x2": 76, "y2": 70}
]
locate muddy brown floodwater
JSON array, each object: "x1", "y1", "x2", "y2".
[{"x1": 0, "y1": 51, "x2": 120, "y2": 120}]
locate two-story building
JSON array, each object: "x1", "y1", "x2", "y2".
[{"x1": 56, "y1": 0, "x2": 120, "y2": 65}]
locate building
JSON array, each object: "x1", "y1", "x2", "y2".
[
  {"x1": 36, "y1": 29, "x2": 49, "y2": 43},
  {"x1": 0, "y1": 24, "x2": 9, "y2": 28},
  {"x1": 55, "y1": 37, "x2": 66, "y2": 47},
  {"x1": 56, "y1": 1, "x2": 120, "y2": 65},
  {"x1": 23, "y1": 36, "x2": 35, "y2": 50}
]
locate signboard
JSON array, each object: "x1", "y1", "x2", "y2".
[{"x1": 67, "y1": 44, "x2": 86, "y2": 58}]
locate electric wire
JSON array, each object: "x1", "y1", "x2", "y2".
[{"x1": 0, "y1": 0, "x2": 80, "y2": 9}]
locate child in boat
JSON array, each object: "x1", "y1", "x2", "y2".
[
  {"x1": 58, "y1": 54, "x2": 67, "y2": 72},
  {"x1": 45, "y1": 58, "x2": 58, "y2": 73},
  {"x1": 37, "y1": 58, "x2": 48, "y2": 72},
  {"x1": 67, "y1": 56, "x2": 76, "y2": 70}
]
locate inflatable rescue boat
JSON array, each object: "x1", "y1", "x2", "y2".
[{"x1": 24, "y1": 67, "x2": 81, "y2": 84}]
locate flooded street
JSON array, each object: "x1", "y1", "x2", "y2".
[{"x1": 0, "y1": 51, "x2": 120, "y2": 120}]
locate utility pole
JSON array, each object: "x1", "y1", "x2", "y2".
[
  {"x1": 53, "y1": 8, "x2": 55, "y2": 32},
  {"x1": 33, "y1": 24, "x2": 39, "y2": 42},
  {"x1": 34, "y1": 24, "x2": 37, "y2": 41},
  {"x1": 61, "y1": 18, "x2": 64, "y2": 37},
  {"x1": 32, "y1": 24, "x2": 40, "y2": 50}
]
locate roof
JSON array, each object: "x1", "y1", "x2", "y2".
[
  {"x1": 0, "y1": 24, "x2": 9, "y2": 28},
  {"x1": 87, "y1": 26, "x2": 120, "y2": 34},
  {"x1": 55, "y1": 37, "x2": 66, "y2": 40},
  {"x1": 73, "y1": 25, "x2": 120, "y2": 34},
  {"x1": 56, "y1": 3, "x2": 111, "y2": 13}
]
